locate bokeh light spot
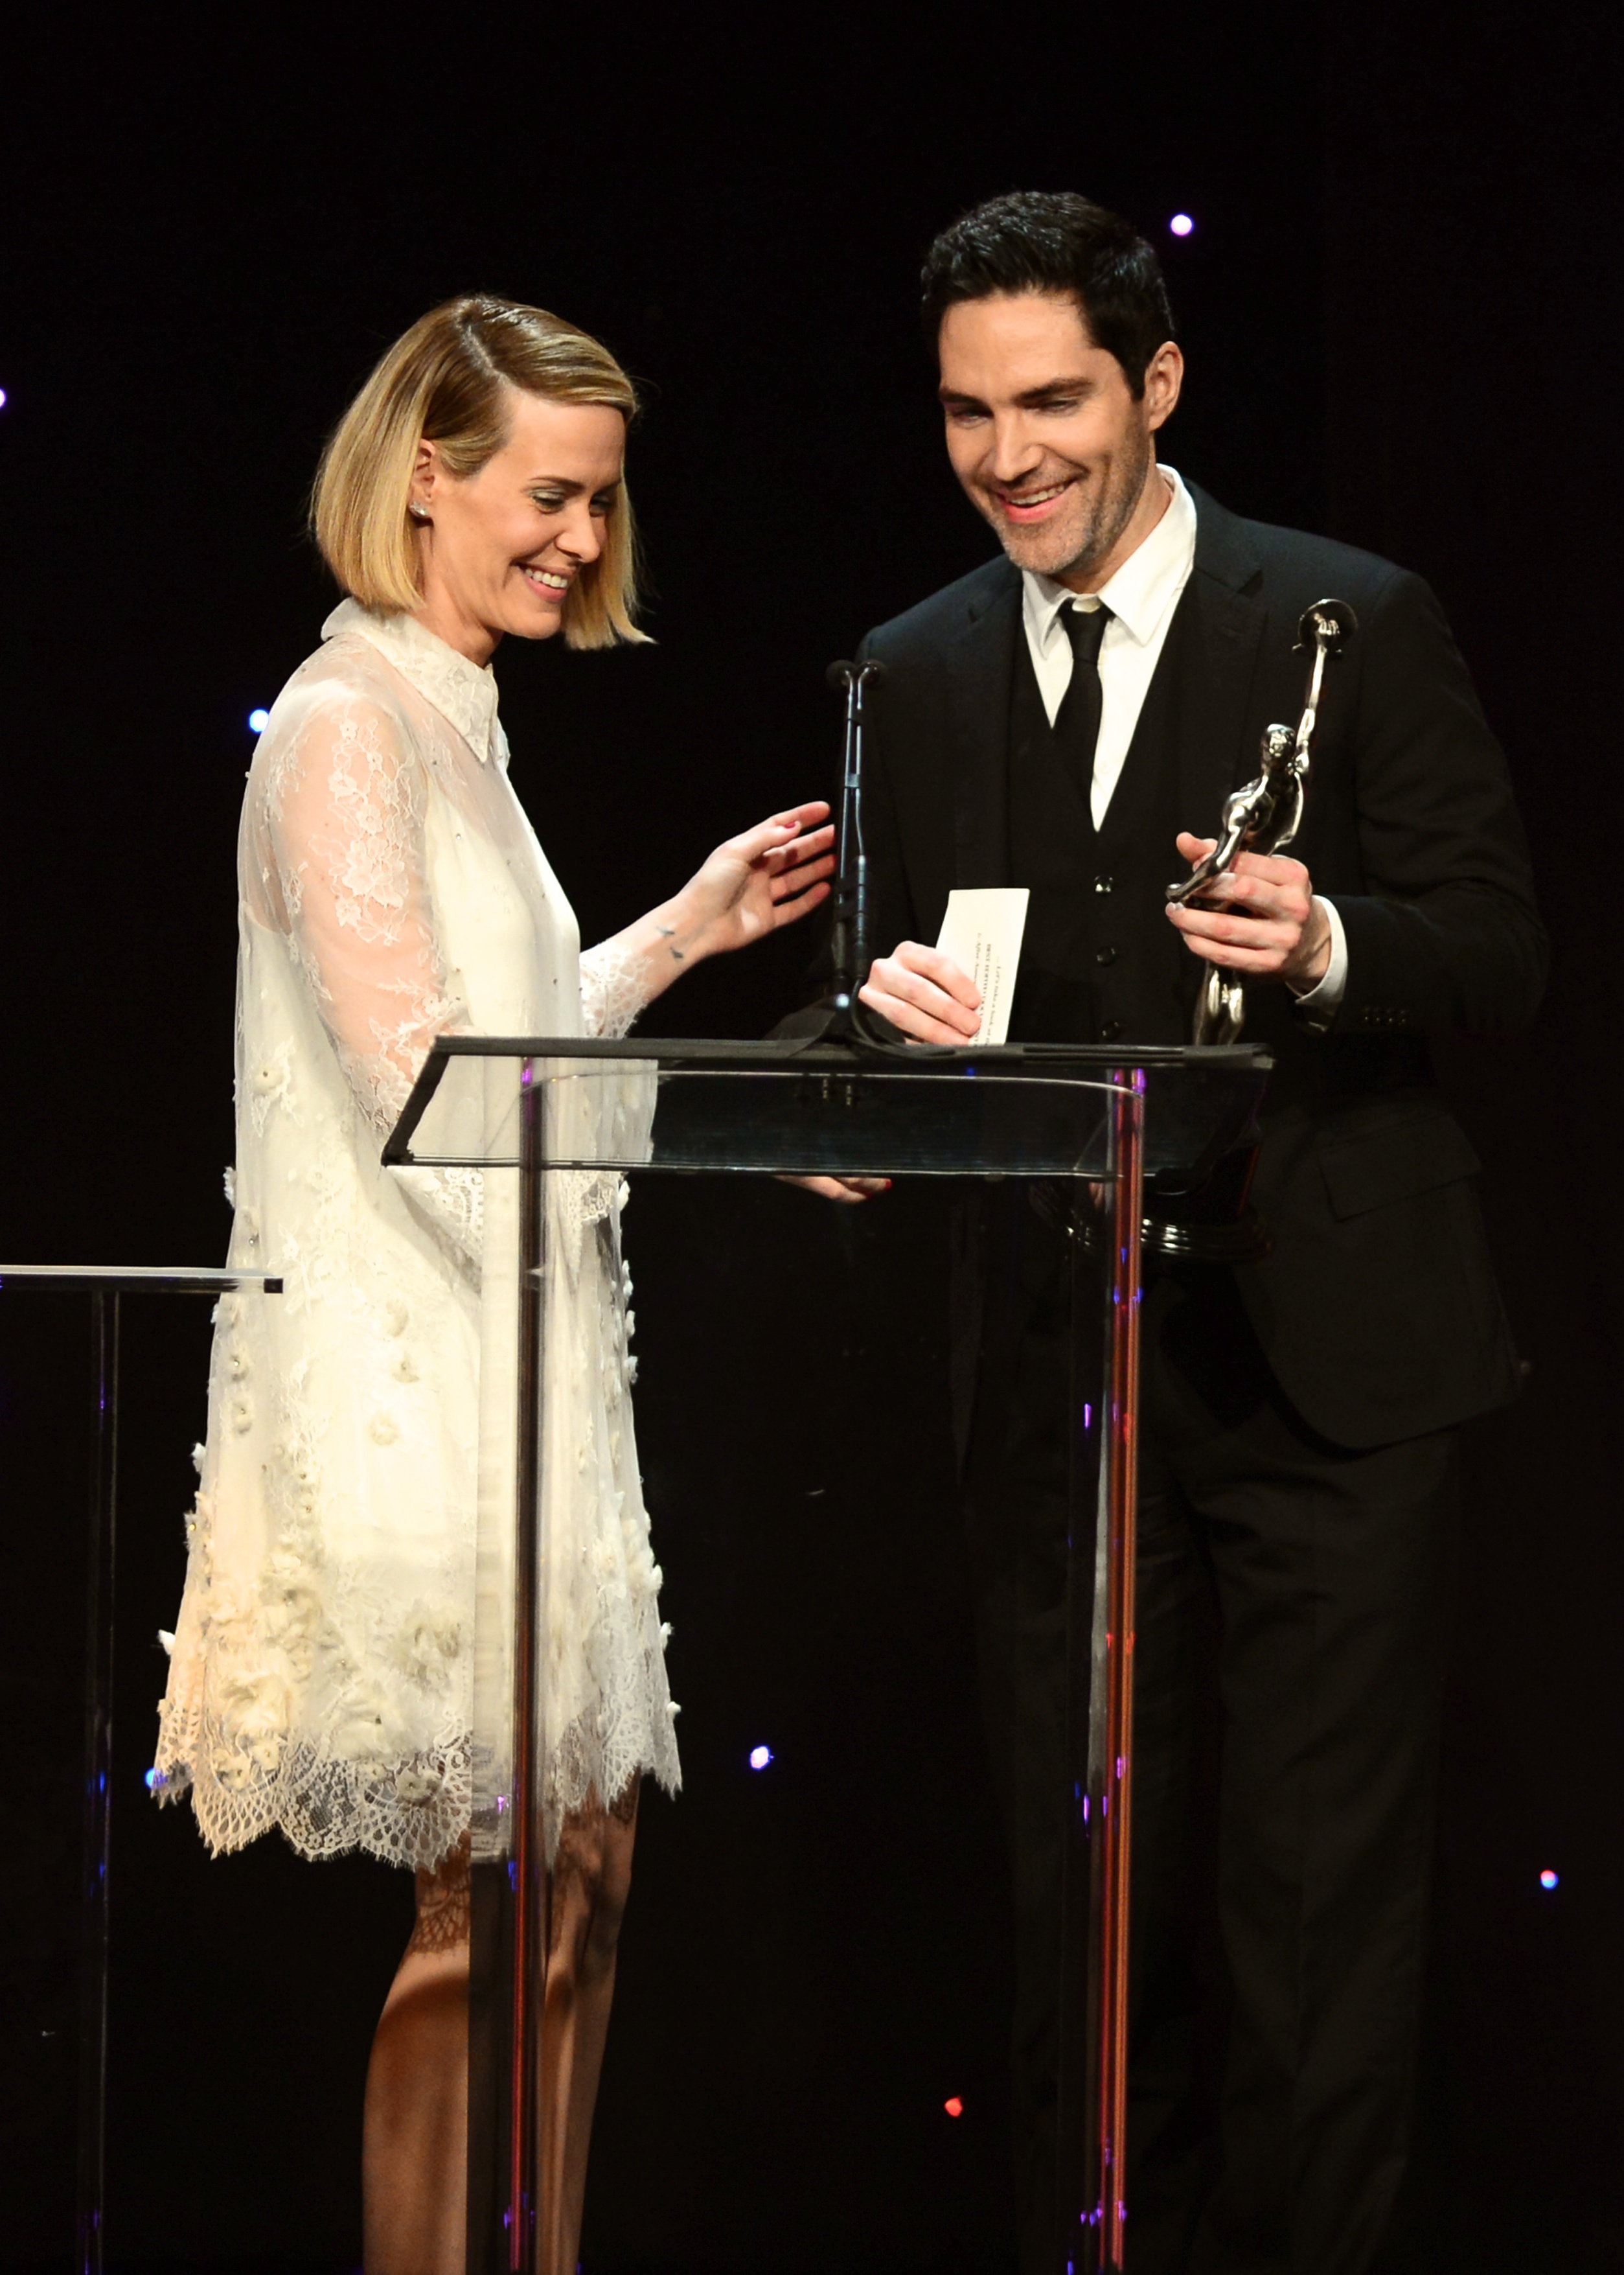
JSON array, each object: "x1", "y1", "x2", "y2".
[
  {"x1": 944, "y1": 2096, "x2": 964, "y2": 2118},
  {"x1": 1540, "y1": 1868, "x2": 1559, "y2": 1889},
  {"x1": 248, "y1": 708, "x2": 271, "y2": 734},
  {"x1": 1170, "y1": 213, "x2": 1195, "y2": 238},
  {"x1": 749, "y1": 1744, "x2": 772, "y2": 1771}
]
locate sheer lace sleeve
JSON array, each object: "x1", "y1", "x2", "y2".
[
  {"x1": 253, "y1": 691, "x2": 483, "y2": 1264},
  {"x1": 580, "y1": 940, "x2": 654, "y2": 1039}
]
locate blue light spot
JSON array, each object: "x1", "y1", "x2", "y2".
[
  {"x1": 749, "y1": 1744, "x2": 773, "y2": 1771},
  {"x1": 248, "y1": 707, "x2": 271, "y2": 733},
  {"x1": 144, "y1": 1768, "x2": 159, "y2": 1790},
  {"x1": 1540, "y1": 1868, "x2": 1559, "y2": 1889},
  {"x1": 1170, "y1": 213, "x2": 1195, "y2": 238}
]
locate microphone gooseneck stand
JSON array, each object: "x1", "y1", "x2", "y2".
[{"x1": 775, "y1": 658, "x2": 913, "y2": 1054}]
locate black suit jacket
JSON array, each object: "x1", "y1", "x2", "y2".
[{"x1": 856, "y1": 483, "x2": 1548, "y2": 1449}]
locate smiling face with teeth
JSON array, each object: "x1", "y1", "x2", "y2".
[
  {"x1": 938, "y1": 292, "x2": 1182, "y2": 592},
  {"x1": 407, "y1": 387, "x2": 628, "y2": 665}
]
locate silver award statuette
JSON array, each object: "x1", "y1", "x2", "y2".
[{"x1": 1169, "y1": 598, "x2": 1358, "y2": 1045}]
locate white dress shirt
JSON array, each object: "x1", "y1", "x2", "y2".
[{"x1": 1019, "y1": 464, "x2": 1347, "y2": 1015}]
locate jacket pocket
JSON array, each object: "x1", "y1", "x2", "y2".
[{"x1": 1316, "y1": 1110, "x2": 1481, "y2": 1220}]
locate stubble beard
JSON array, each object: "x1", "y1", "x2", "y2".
[{"x1": 990, "y1": 429, "x2": 1153, "y2": 583}]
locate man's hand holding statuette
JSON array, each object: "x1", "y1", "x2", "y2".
[{"x1": 1165, "y1": 832, "x2": 1332, "y2": 995}]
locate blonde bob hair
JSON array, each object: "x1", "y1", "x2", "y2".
[{"x1": 312, "y1": 295, "x2": 645, "y2": 650}]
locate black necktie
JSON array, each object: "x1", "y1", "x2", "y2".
[{"x1": 1052, "y1": 602, "x2": 1112, "y2": 810}]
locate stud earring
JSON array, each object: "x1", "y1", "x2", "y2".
[{"x1": 409, "y1": 501, "x2": 429, "y2": 521}]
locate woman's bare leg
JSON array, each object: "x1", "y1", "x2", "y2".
[
  {"x1": 362, "y1": 1840, "x2": 471, "y2": 2275},
  {"x1": 536, "y1": 1778, "x2": 639, "y2": 2275},
  {"x1": 360, "y1": 1781, "x2": 635, "y2": 2275}
]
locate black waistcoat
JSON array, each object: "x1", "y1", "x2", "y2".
[{"x1": 1006, "y1": 616, "x2": 1191, "y2": 1046}]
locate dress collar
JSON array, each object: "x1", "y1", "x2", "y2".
[
  {"x1": 1022, "y1": 463, "x2": 1198, "y2": 653},
  {"x1": 322, "y1": 598, "x2": 507, "y2": 765}
]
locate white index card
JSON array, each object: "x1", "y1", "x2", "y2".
[{"x1": 934, "y1": 887, "x2": 1030, "y2": 1048}]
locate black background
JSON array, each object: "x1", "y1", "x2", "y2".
[{"x1": 2, "y1": 10, "x2": 1619, "y2": 2271}]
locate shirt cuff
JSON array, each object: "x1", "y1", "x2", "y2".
[{"x1": 1289, "y1": 897, "x2": 1347, "y2": 1030}]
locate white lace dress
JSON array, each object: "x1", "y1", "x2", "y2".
[{"x1": 153, "y1": 601, "x2": 680, "y2": 1871}]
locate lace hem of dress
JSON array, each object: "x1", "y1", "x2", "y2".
[
  {"x1": 555, "y1": 1173, "x2": 629, "y2": 1280},
  {"x1": 361, "y1": 1055, "x2": 486, "y2": 1274},
  {"x1": 396, "y1": 1161, "x2": 485, "y2": 1278},
  {"x1": 541, "y1": 1660, "x2": 682, "y2": 1867},
  {"x1": 153, "y1": 1727, "x2": 475, "y2": 1872},
  {"x1": 580, "y1": 940, "x2": 653, "y2": 1040},
  {"x1": 154, "y1": 1692, "x2": 681, "y2": 1873}
]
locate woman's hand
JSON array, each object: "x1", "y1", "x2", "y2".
[
  {"x1": 672, "y1": 802, "x2": 835, "y2": 962},
  {"x1": 588, "y1": 803, "x2": 836, "y2": 1017}
]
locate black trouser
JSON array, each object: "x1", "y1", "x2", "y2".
[{"x1": 964, "y1": 1248, "x2": 1459, "y2": 2275}]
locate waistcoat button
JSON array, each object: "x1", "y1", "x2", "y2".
[{"x1": 1094, "y1": 945, "x2": 1119, "y2": 967}]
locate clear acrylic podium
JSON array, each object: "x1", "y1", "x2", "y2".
[
  {"x1": 0, "y1": 1262, "x2": 282, "y2": 2275},
  {"x1": 385, "y1": 1034, "x2": 1272, "y2": 2275}
]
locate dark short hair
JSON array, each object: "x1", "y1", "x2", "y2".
[{"x1": 921, "y1": 192, "x2": 1175, "y2": 398}]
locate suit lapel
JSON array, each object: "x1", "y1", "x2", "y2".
[
  {"x1": 1167, "y1": 577, "x2": 1268, "y2": 835},
  {"x1": 1168, "y1": 485, "x2": 1269, "y2": 833},
  {"x1": 946, "y1": 568, "x2": 1022, "y2": 888}
]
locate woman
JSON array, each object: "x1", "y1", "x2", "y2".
[{"x1": 151, "y1": 295, "x2": 834, "y2": 2273}]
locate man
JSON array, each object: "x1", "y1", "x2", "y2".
[{"x1": 848, "y1": 194, "x2": 1546, "y2": 2274}]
